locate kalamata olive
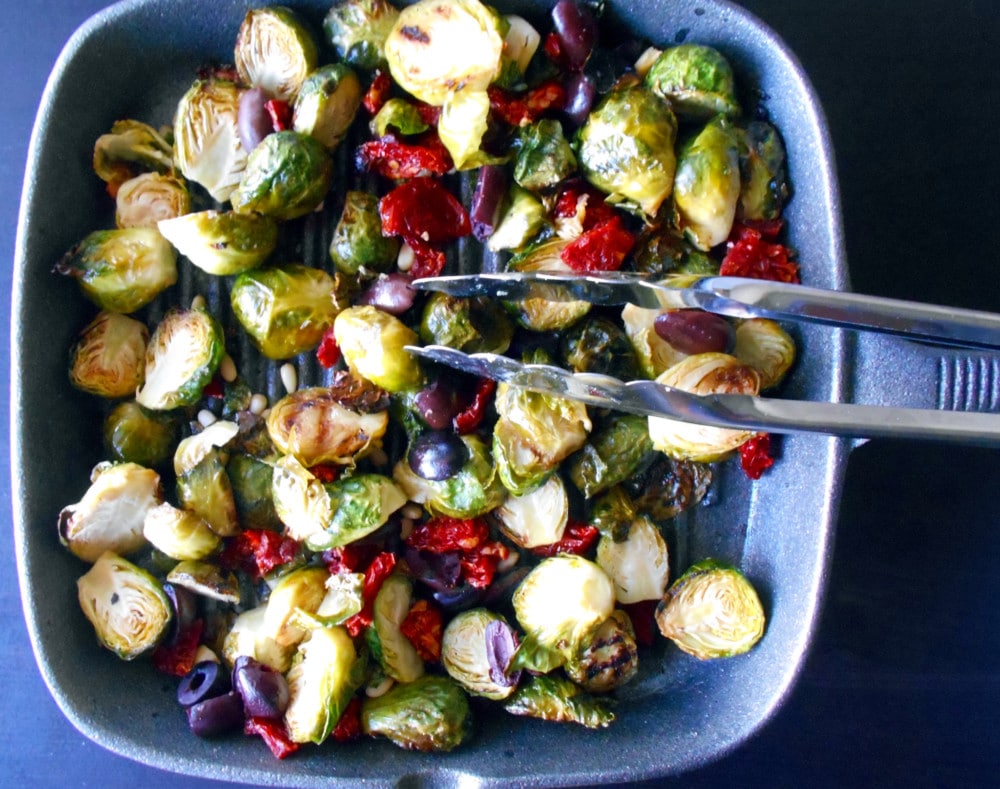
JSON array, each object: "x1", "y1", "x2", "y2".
[
  {"x1": 653, "y1": 309, "x2": 736, "y2": 354},
  {"x1": 413, "y1": 380, "x2": 463, "y2": 430},
  {"x1": 177, "y1": 660, "x2": 231, "y2": 707},
  {"x1": 551, "y1": 0, "x2": 598, "y2": 71},
  {"x1": 563, "y1": 73, "x2": 597, "y2": 126},
  {"x1": 232, "y1": 655, "x2": 290, "y2": 720},
  {"x1": 485, "y1": 618, "x2": 521, "y2": 687},
  {"x1": 357, "y1": 272, "x2": 417, "y2": 315},
  {"x1": 186, "y1": 691, "x2": 245, "y2": 737},
  {"x1": 470, "y1": 165, "x2": 507, "y2": 241},
  {"x1": 408, "y1": 430, "x2": 470, "y2": 481},
  {"x1": 162, "y1": 581, "x2": 198, "y2": 645},
  {"x1": 433, "y1": 583, "x2": 485, "y2": 612},
  {"x1": 404, "y1": 545, "x2": 463, "y2": 592},
  {"x1": 237, "y1": 86, "x2": 272, "y2": 153}
]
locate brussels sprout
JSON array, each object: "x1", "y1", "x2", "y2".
[
  {"x1": 54, "y1": 228, "x2": 178, "y2": 314},
  {"x1": 393, "y1": 434, "x2": 506, "y2": 518},
  {"x1": 577, "y1": 85, "x2": 678, "y2": 217},
  {"x1": 142, "y1": 502, "x2": 221, "y2": 561},
  {"x1": 231, "y1": 131, "x2": 334, "y2": 220},
  {"x1": 644, "y1": 44, "x2": 741, "y2": 120},
  {"x1": 631, "y1": 223, "x2": 718, "y2": 278},
  {"x1": 673, "y1": 115, "x2": 741, "y2": 250},
  {"x1": 384, "y1": 0, "x2": 504, "y2": 107},
  {"x1": 655, "y1": 559, "x2": 766, "y2": 659},
  {"x1": 503, "y1": 674, "x2": 614, "y2": 729},
  {"x1": 115, "y1": 172, "x2": 191, "y2": 229},
  {"x1": 494, "y1": 474, "x2": 568, "y2": 549},
  {"x1": 222, "y1": 604, "x2": 295, "y2": 672},
  {"x1": 173, "y1": 78, "x2": 247, "y2": 203},
  {"x1": 737, "y1": 120, "x2": 789, "y2": 221},
  {"x1": 285, "y1": 625, "x2": 366, "y2": 744},
  {"x1": 441, "y1": 608, "x2": 518, "y2": 700},
  {"x1": 167, "y1": 559, "x2": 242, "y2": 604},
  {"x1": 505, "y1": 239, "x2": 591, "y2": 331},
  {"x1": 511, "y1": 554, "x2": 615, "y2": 673},
  {"x1": 567, "y1": 413, "x2": 654, "y2": 498},
  {"x1": 157, "y1": 209, "x2": 278, "y2": 276},
  {"x1": 588, "y1": 485, "x2": 637, "y2": 542},
  {"x1": 560, "y1": 315, "x2": 641, "y2": 379},
  {"x1": 231, "y1": 263, "x2": 339, "y2": 359},
  {"x1": 486, "y1": 184, "x2": 547, "y2": 252},
  {"x1": 370, "y1": 98, "x2": 431, "y2": 138},
  {"x1": 103, "y1": 401, "x2": 179, "y2": 468},
  {"x1": 329, "y1": 191, "x2": 400, "y2": 275},
  {"x1": 564, "y1": 610, "x2": 639, "y2": 694},
  {"x1": 335, "y1": 305, "x2": 424, "y2": 393},
  {"x1": 648, "y1": 352, "x2": 760, "y2": 462},
  {"x1": 68, "y1": 311, "x2": 148, "y2": 399},
  {"x1": 292, "y1": 64, "x2": 363, "y2": 151},
  {"x1": 419, "y1": 292, "x2": 513, "y2": 355},
  {"x1": 513, "y1": 120, "x2": 577, "y2": 192},
  {"x1": 266, "y1": 382, "x2": 390, "y2": 467},
  {"x1": 58, "y1": 462, "x2": 161, "y2": 563},
  {"x1": 271, "y1": 455, "x2": 333, "y2": 545},
  {"x1": 174, "y1": 420, "x2": 240, "y2": 476},
  {"x1": 361, "y1": 674, "x2": 472, "y2": 752},
  {"x1": 324, "y1": 0, "x2": 400, "y2": 70},
  {"x1": 135, "y1": 308, "x2": 224, "y2": 410},
  {"x1": 596, "y1": 516, "x2": 670, "y2": 604},
  {"x1": 307, "y1": 473, "x2": 406, "y2": 551},
  {"x1": 437, "y1": 89, "x2": 493, "y2": 170},
  {"x1": 621, "y1": 303, "x2": 690, "y2": 378},
  {"x1": 176, "y1": 447, "x2": 240, "y2": 538},
  {"x1": 234, "y1": 7, "x2": 318, "y2": 102},
  {"x1": 262, "y1": 566, "x2": 330, "y2": 648},
  {"x1": 368, "y1": 574, "x2": 425, "y2": 682},
  {"x1": 500, "y1": 15, "x2": 541, "y2": 83},
  {"x1": 629, "y1": 455, "x2": 713, "y2": 522},
  {"x1": 308, "y1": 571, "x2": 365, "y2": 627},
  {"x1": 227, "y1": 453, "x2": 281, "y2": 531},
  {"x1": 92, "y1": 120, "x2": 174, "y2": 188},
  {"x1": 77, "y1": 551, "x2": 172, "y2": 659},
  {"x1": 733, "y1": 318, "x2": 796, "y2": 390}
]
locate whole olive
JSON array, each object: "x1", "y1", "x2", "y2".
[
  {"x1": 653, "y1": 309, "x2": 735, "y2": 354},
  {"x1": 407, "y1": 431, "x2": 469, "y2": 481}
]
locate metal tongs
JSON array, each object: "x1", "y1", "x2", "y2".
[{"x1": 404, "y1": 272, "x2": 1000, "y2": 444}]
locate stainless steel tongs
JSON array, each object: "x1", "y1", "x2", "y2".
[{"x1": 404, "y1": 272, "x2": 1000, "y2": 443}]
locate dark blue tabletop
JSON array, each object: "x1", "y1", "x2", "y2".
[{"x1": 3, "y1": 2, "x2": 999, "y2": 787}]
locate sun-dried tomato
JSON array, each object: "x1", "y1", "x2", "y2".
[
  {"x1": 460, "y1": 540, "x2": 509, "y2": 589},
  {"x1": 406, "y1": 236, "x2": 449, "y2": 279},
  {"x1": 220, "y1": 529, "x2": 299, "y2": 578},
  {"x1": 356, "y1": 133, "x2": 453, "y2": 179},
  {"x1": 322, "y1": 543, "x2": 371, "y2": 575},
  {"x1": 201, "y1": 374, "x2": 225, "y2": 399},
  {"x1": 316, "y1": 327, "x2": 341, "y2": 368},
  {"x1": 379, "y1": 176, "x2": 471, "y2": 244},
  {"x1": 343, "y1": 551, "x2": 397, "y2": 637},
  {"x1": 621, "y1": 600, "x2": 658, "y2": 647},
  {"x1": 363, "y1": 69, "x2": 392, "y2": 116},
  {"x1": 543, "y1": 31, "x2": 565, "y2": 67},
  {"x1": 331, "y1": 697, "x2": 363, "y2": 742},
  {"x1": 264, "y1": 99, "x2": 292, "y2": 132},
  {"x1": 308, "y1": 463, "x2": 341, "y2": 483},
  {"x1": 406, "y1": 516, "x2": 488, "y2": 553},
  {"x1": 488, "y1": 81, "x2": 566, "y2": 127},
  {"x1": 453, "y1": 377, "x2": 496, "y2": 435},
  {"x1": 414, "y1": 101, "x2": 442, "y2": 127},
  {"x1": 244, "y1": 717, "x2": 300, "y2": 760},
  {"x1": 720, "y1": 223, "x2": 799, "y2": 283},
  {"x1": 739, "y1": 433, "x2": 776, "y2": 480},
  {"x1": 530, "y1": 520, "x2": 600, "y2": 558},
  {"x1": 152, "y1": 618, "x2": 204, "y2": 677},
  {"x1": 400, "y1": 599, "x2": 444, "y2": 662},
  {"x1": 561, "y1": 214, "x2": 636, "y2": 272},
  {"x1": 553, "y1": 182, "x2": 619, "y2": 231}
]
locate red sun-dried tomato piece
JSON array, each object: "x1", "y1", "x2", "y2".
[
  {"x1": 244, "y1": 717, "x2": 300, "y2": 760},
  {"x1": 400, "y1": 599, "x2": 444, "y2": 662},
  {"x1": 739, "y1": 433, "x2": 776, "y2": 480},
  {"x1": 530, "y1": 520, "x2": 600, "y2": 558},
  {"x1": 488, "y1": 80, "x2": 566, "y2": 127},
  {"x1": 316, "y1": 327, "x2": 341, "y2": 368},
  {"x1": 356, "y1": 136, "x2": 453, "y2": 180},
  {"x1": 406, "y1": 516, "x2": 489, "y2": 554},
  {"x1": 621, "y1": 600, "x2": 658, "y2": 647},
  {"x1": 264, "y1": 99, "x2": 292, "y2": 132},
  {"x1": 152, "y1": 618, "x2": 204, "y2": 677},
  {"x1": 453, "y1": 377, "x2": 496, "y2": 435},
  {"x1": 343, "y1": 551, "x2": 397, "y2": 637},
  {"x1": 363, "y1": 69, "x2": 392, "y2": 116},
  {"x1": 720, "y1": 223, "x2": 799, "y2": 283},
  {"x1": 460, "y1": 540, "x2": 509, "y2": 589},
  {"x1": 553, "y1": 181, "x2": 619, "y2": 231},
  {"x1": 561, "y1": 214, "x2": 636, "y2": 272},
  {"x1": 379, "y1": 176, "x2": 471, "y2": 244},
  {"x1": 331, "y1": 697, "x2": 363, "y2": 742}
]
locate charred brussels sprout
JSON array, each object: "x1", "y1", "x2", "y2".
[
  {"x1": 292, "y1": 64, "x2": 362, "y2": 151},
  {"x1": 588, "y1": 485, "x2": 637, "y2": 543},
  {"x1": 234, "y1": 6, "x2": 318, "y2": 103},
  {"x1": 157, "y1": 209, "x2": 278, "y2": 276},
  {"x1": 504, "y1": 674, "x2": 614, "y2": 729},
  {"x1": 732, "y1": 318, "x2": 796, "y2": 390},
  {"x1": 77, "y1": 551, "x2": 172, "y2": 659},
  {"x1": 673, "y1": 115, "x2": 741, "y2": 250},
  {"x1": 629, "y1": 455, "x2": 712, "y2": 522},
  {"x1": 560, "y1": 315, "x2": 640, "y2": 379},
  {"x1": 329, "y1": 191, "x2": 399, "y2": 275},
  {"x1": 92, "y1": 119, "x2": 174, "y2": 189},
  {"x1": 419, "y1": 292, "x2": 513, "y2": 355},
  {"x1": 54, "y1": 228, "x2": 178, "y2": 314},
  {"x1": 166, "y1": 558, "x2": 242, "y2": 603},
  {"x1": 567, "y1": 413, "x2": 653, "y2": 498},
  {"x1": 644, "y1": 44, "x2": 741, "y2": 120},
  {"x1": 631, "y1": 223, "x2": 718, "y2": 278},
  {"x1": 441, "y1": 608, "x2": 518, "y2": 700},
  {"x1": 231, "y1": 264, "x2": 339, "y2": 359},
  {"x1": 227, "y1": 453, "x2": 281, "y2": 531},
  {"x1": 368, "y1": 574, "x2": 425, "y2": 682},
  {"x1": 176, "y1": 446, "x2": 240, "y2": 538},
  {"x1": 565, "y1": 610, "x2": 639, "y2": 693},
  {"x1": 135, "y1": 308, "x2": 224, "y2": 411},
  {"x1": 656, "y1": 559, "x2": 766, "y2": 659},
  {"x1": 68, "y1": 311, "x2": 148, "y2": 399},
  {"x1": 174, "y1": 78, "x2": 247, "y2": 203},
  {"x1": 494, "y1": 474, "x2": 568, "y2": 549},
  {"x1": 324, "y1": 0, "x2": 400, "y2": 70},
  {"x1": 361, "y1": 674, "x2": 472, "y2": 752},
  {"x1": 334, "y1": 306, "x2": 423, "y2": 393},
  {"x1": 596, "y1": 516, "x2": 671, "y2": 604},
  {"x1": 142, "y1": 502, "x2": 221, "y2": 561},
  {"x1": 505, "y1": 239, "x2": 591, "y2": 331},
  {"x1": 115, "y1": 172, "x2": 190, "y2": 230},
  {"x1": 104, "y1": 401, "x2": 179, "y2": 468},
  {"x1": 577, "y1": 85, "x2": 678, "y2": 217},
  {"x1": 231, "y1": 131, "x2": 334, "y2": 221},
  {"x1": 513, "y1": 120, "x2": 577, "y2": 192},
  {"x1": 737, "y1": 120, "x2": 789, "y2": 221}
]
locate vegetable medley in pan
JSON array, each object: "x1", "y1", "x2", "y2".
[{"x1": 57, "y1": 0, "x2": 798, "y2": 757}]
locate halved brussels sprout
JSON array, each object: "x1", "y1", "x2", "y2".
[
  {"x1": 513, "y1": 119, "x2": 577, "y2": 192},
  {"x1": 263, "y1": 566, "x2": 330, "y2": 648},
  {"x1": 441, "y1": 608, "x2": 518, "y2": 700},
  {"x1": 324, "y1": 0, "x2": 400, "y2": 70},
  {"x1": 647, "y1": 352, "x2": 760, "y2": 462},
  {"x1": 370, "y1": 98, "x2": 431, "y2": 138},
  {"x1": 621, "y1": 303, "x2": 690, "y2": 378},
  {"x1": 92, "y1": 120, "x2": 174, "y2": 189},
  {"x1": 329, "y1": 190, "x2": 400, "y2": 275},
  {"x1": 437, "y1": 88, "x2": 492, "y2": 170},
  {"x1": 68, "y1": 311, "x2": 148, "y2": 399},
  {"x1": 157, "y1": 209, "x2": 278, "y2": 276},
  {"x1": 77, "y1": 551, "x2": 172, "y2": 659},
  {"x1": 577, "y1": 85, "x2": 678, "y2": 217},
  {"x1": 230, "y1": 263, "x2": 339, "y2": 359},
  {"x1": 655, "y1": 558, "x2": 766, "y2": 659},
  {"x1": 733, "y1": 318, "x2": 796, "y2": 390},
  {"x1": 142, "y1": 502, "x2": 221, "y2": 561},
  {"x1": 644, "y1": 44, "x2": 741, "y2": 120},
  {"x1": 588, "y1": 485, "x2": 637, "y2": 543},
  {"x1": 135, "y1": 308, "x2": 225, "y2": 411},
  {"x1": 228, "y1": 453, "x2": 281, "y2": 531},
  {"x1": 503, "y1": 673, "x2": 614, "y2": 729},
  {"x1": 222, "y1": 604, "x2": 295, "y2": 673},
  {"x1": 230, "y1": 131, "x2": 334, "y2": 221},
  {"x1": 292, "y1": 63, "x2": 362, "y2": 151},
  {"x1": 58, "y1": 462, "x2": 161, "y2": 563},
  {"x1": 596, "y1": 515, "x2": 670, "y2": 604},
  {"x1": 174, "y1": 420, "x2": 239, "y2": 476},
  {"x1": 166, "y1": 559, "x2": 241, "y2": 604},
  {"x1": 567, "y1": 412, "x2": 653, "y2": 499},
  {"x1": 234, "y1": 6, "x2": 318, "y2": 102},
  {"x1": 564, "y1": 610, "x2": 639, "y2": 694},
  {"x1": 271, "y1": 455, "x2": 334, "y2": 545},
  {"x1": 54, "y1": 228, "x2": 178, "y2": 314},
  {"x1": 308, "y1": 571, "x2": 365, "y2": 627},
  {"x1": 500, "y1": 15, "x2": 540, "y2": 83},
  {"x1": 737, "y1": 120, "x2": 789, "y2": 221},
  {"x1": 384, "y1": 0, "x2": 504, "y2": 107},
  {"x1": 419, "y1": 292, "x2": 514, "y2": 355},
  {"x1": 673, "y1": 115, "x2": 741, "y2": 250},
  {"x1": 315, "y1": 473, "x2": 406, "y2": 550},
  {"x1": 505, "y1": 239, "x2": 591, "y2": 331},
  {"x1": 631, "y1": 223, "x2": 719, "y2": 278},
  {"x1": 629, "y1": 454, "x2": 713, "y2": 522},
  {"x1": 334, "y1": 305, "x2": 424, "y2": 393},
  {"x1": 494, "y1": 474, "x2": 568, "y2": 549},
  {"x1": 368, "y1": 574, "x2": 424, "y2": 682},
  {"x1": 361, "y1": 674, "x2": 472, "y2": 752},
  {"x1": 176, "y1": 446, "x2": 240, "y2": 538},
  {"x1": 115, "y1": 172, "x2": 191, "y2": 229},
  {"x1": 173, "y1": 78, "x2": 247, "y2": 203},
  {"x1": 103, "y1": 401, "x2": 179, "y2": 468},
  {"x1": 486, "y1": 184, "x2": 547, "y2": 252},
  {"x1": 560, "y1": 315, "x2": 641, "y2": 380}
]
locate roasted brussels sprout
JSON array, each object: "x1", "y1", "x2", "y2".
[
  {"x1": 361, "y1": 674, "x2": 472, "y2": 752},
  {"x1": 577, "y1": 85, "x2": 678, "y2": 217},
  {"x1": 621, "y1": 303, "x2": 690, "y2": 378},
  {"x1": 174, "y1": 420, "x2": 239, "y2": 477},
  {"x1": 503, "y1": 673, "x2": 614, "y2": 729},
  {"x1": 513, "y1": 120, "x2": 577, "y2": 192},
  {"x1": 167, "y1": 559, "x2": 242, "y2": 604},
  {"x1": 230, "y1": 131, "x2": 334, "y2": 220},
  {"x1": 227, "y1": 453, "x2": 281, "y2": 531},
  {"x1": 737, "y1": 120, "x2": 789, "y2": 221},
  {"x1": 115, "y1": 172, "x2": 190, "y2": 229},
  {"x1": 135, "y1": 308, "x2": 225, "y2": 411},
  {"x1": 370, "y1": 98, "x2": 431, "y2": 138},
  {"x1": 732, "y1": 318, "x2": 796, "y2": 390},
  {"x1": 596, "y1": 516, "x2": 670, "y2": 604},
  {"x1": 58, "y1": 462, "x2": 161, "y2": 562},
  {"x1": 230, "y1": 263, "x2": 339, "y2": 359},
  {"x1": 334, "y1": 305, "x2": 424, "y2": 393},
  {"x1": 292, "y1": 64, "x2": 362, "y2": 151},
  {"x1": 329, "y1": 191, "x2": 400, "y2": 275},
  {"x1": 647, "y1": 352, "x2": 760, "y2": 462},
  {"x1": 368, "y1": 574, "x2": 426, "y2": 683},
  {"x1": 567, "y1": 413, "x2": 653, "y2": 498},
  {"x1": 263, "y1": 566, "x2": 330, "y2": 648},
  {"x1": 436, "y1": 88, "x2": 493, "y2": 170},
  {"x1": 505, "y1": 239, "x2": 592, "y2": 331},
  {"x1": 142, "y1": 502, "x2": 221, "y2": 561},
  {"x1": 588, "y1": 485, "x2": 637, "y2": 543},
  {"x1": 54, "y1": 228, "x2": 178, "y2": 314},
  {"x1": 68, "y1": 311, "x2": 148, "y2": 399},
  {"x1": 644, "y1": 44, "x2": 741, "y2": 120},
  {"x1": 673, "y1": 115, "x2": 741, "y2": 250},
  {"x1": 234, "y1": 6, "x2": 318, "y2": 102},
  {"x1": 441, "y1": 608, "x2": 519, "y2": 700},
  {"x1": 103, "y1": 401, "x2": 179, "y2": 468},
  {"x1": 628, "y1": 455, "x2": 713, "y2": 522},
  {"x1": 499, "y1": 14, "x2": 541, "y2": 83},
  {"x1": 494, "y1": 474, "x2": 568, "y2": 549},
  {"x1": 77, "y1": 551, "x2": 172, "y2": 659},
  {"x1": 176, "y1": 446, "x2": 240, "y2": 538},
  {"x1": 223, "y1": 604, "x2": 295, "y2": 673},
  {"x1": 560, "y1": 315, "x2": 640, "y2": 380},
  {"x1": 324, "y1": 0, "x2": 400, "y2": 70},
  {"x1": 157, "y1": 209, "x2": 278, "y2": 276},
  {"x1": 271, "y1": 456, "x2": 334, "y2": 545},
  {"x1": 631, "y1": 223, "x2": 719, "y2": 278},
  {"x1": 92, "y1": 120, "x2": 174, "y2": 189},
  {"x1": 564, "y1": 610, "x2": 639, "y2": 693},
  {"x1": 486, "y1": 184, "x2": 547, "y2": 253},
  {"x1": 419, "y1": 292, "x2": 514, "y2": 355},
  {"x1": 655, "y1": 559, "x2": 766, "y2": 659}
]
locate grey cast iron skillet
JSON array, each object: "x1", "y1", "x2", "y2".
[{"x1": 11, "y1": 0, "x2": 991, "y2": 786}]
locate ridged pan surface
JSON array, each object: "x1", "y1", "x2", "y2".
[{"x1": 11, "y1": 0, "x2": 848, "y2": 785}]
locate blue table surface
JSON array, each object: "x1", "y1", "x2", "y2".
[{"x1": 4, "y1": 2, "x2": 999, "y2": 787}]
